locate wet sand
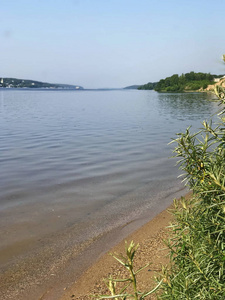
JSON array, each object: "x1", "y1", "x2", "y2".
[{"x1": 59, "y1": 192, "x2": 192, "y2": 300}]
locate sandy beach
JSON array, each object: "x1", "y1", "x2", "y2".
[{"x1": 59, "y1": 192, "x2": 192, "y2": 300}]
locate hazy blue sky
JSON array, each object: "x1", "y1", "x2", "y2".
[{"x1": 1, "y1": 0, "x2": 225, "y2": 88}]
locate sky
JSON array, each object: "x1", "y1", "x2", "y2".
[{"x1": 1, "y1": 0, "x2": 225, "y2": 88}]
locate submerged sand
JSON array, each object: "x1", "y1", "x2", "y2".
[
  {"x1": 60, "y1": 192, "x2": 192, "y2": 300},
  {"x1": 0, "y1": 191, "x2": 190, "y2": 300},
  {"x1": 1, "y1": 182, "x2": 187, "y2": 300}
]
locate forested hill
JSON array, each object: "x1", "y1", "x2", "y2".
[
  {"x1": 124, "y1": 85, "x2": 141, "y2": 89},
  {"x1": 137, "y1": 82, "x2": 158, "y2": 90},
  {"x1": 0, "y1": 77, "x2": 83, "y2": 89},
  {"x1": 138, "y1": 72, "x2": 224, "y2": 92}
]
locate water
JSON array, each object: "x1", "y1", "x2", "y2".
[{"x1": 0, "y1": 89, "x2": 220, "y2": 299}]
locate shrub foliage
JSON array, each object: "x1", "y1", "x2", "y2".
[
  {"x1": 160, "y1": 84, "x2": 225, "y2": 299},
  {"x1": 96, "y1": 241, "x2": 162, "y2": 299}
]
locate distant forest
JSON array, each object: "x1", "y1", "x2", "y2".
[
  {"x1": 137, "y1": 82, "x2": 158, "y2": 90},
  {"x1": 0, "y1": 77, "x2": 83, "y2": 89},
  {"x1": 138, "y1": 72, "x2": 224, "y2": 92}
]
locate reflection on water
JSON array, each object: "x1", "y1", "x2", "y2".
[{"x1": 158, "y1": 92, "x2": 218, "y2": 121}]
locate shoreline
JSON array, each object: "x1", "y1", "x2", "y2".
[
  {"x1": 60, "y1": 192, "x2": 192, "y2": 300},
  {"x1": 1, "y1": 186, "x2": 188, "y2": 300}
]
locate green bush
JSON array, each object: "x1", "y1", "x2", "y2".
[{"x1": 159, "y1": 84, "x2": 225, "y2": 299}]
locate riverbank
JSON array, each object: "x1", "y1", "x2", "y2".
[
  {"x1": 60, "y1": 192, "x2": 192, "y2": 300},
  {"x1": 1, "y1": 186, "x2": 188, "y2": 300},
  {"x1": 1, "y1": 89, "x2": 214, "y2": 300}
]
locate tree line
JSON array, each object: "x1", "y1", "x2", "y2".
[{"x1": 138, "y1": 71, "x2": 224, "y2": 92}]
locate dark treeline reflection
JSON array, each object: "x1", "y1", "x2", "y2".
[{"x1": 157, "y1": 92, "x2": 218, "y2": 121}]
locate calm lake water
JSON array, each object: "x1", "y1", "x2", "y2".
[{"x1": 0, "y1": 89, "x2": 220, "y2": 299}]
